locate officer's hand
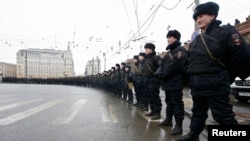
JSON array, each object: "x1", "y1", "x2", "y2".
[{"x1": 155, "y1": 73, "x2": 162, "y2": 79}]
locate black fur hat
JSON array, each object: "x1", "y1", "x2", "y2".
[
  {"x1": 115, "y1": 63, "x2": 120, "y2": 68},
  {"x1": 193, "y1": 2, "x2": 219, "y2": 20},
  {"x1": 133, "y1": 55, "x2": 139, "y2": 59},
  {"x1": 166, "y1": 30, "x2": 181, "y2": 41},
  {"x1": 125, "y1": 65, "x2": 131, "y2": 69},
  {"x1": 139, "y1": 52, "x2": 146, "y2": 57},
  {"x1": 121, "y1": 62, "x2": 126, "y2": 66},
  {"x1": 144, "y1": 43, "x2": 155, "y2": 51}
]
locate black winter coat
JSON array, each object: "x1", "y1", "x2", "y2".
[
  {"x1": 188, "y1": 20, "x2": 249, "y2": 96},
  {"x1": 157, "y1": 41, "x2": 188, "y2": 90}
]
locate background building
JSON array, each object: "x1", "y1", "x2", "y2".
[
  {"x1": 16, "y1": 45, "x2": 75, "y2": 79},
  {"x1": 84, "y1": 56, "x2": 101, "y2": 76},
  {"x1": 235, "y1": 15, "x2": 250, "y2": 45},
  {"x1": 0, "y1": 62, "x2": 16, "y2": 78}
]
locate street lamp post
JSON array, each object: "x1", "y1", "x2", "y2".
[
  {"x1": 104, "y1": 53, "x2": 106, "y2": 71},
  {"x1": 61, "y1": 54, "x2": 66, "y2": 77},
  {"x1": 98, "y1": 57, "x2": 100, "y2": 74},
  {"x1": 194, "y1": 0, "x2": 200, "y2": 31},
  {"x1": 25, "y1": 50, "x2": 27, "y2": 79},
  {"x1": 21, "y1": 41, "x2": 28, "y2": 79},
  {"x1": 92, "y1": 57, "x2": 94, "y2": 75}
]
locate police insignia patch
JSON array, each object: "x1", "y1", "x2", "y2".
[
  {"x1": 232, "y1": 34, "x2": 241, "y2": 45},
  {"x1": 177, "y1": 51, "x2": 182, "y2": 58}
]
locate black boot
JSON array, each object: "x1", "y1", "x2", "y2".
[
  {"x1": 170, "y1": 120, "x2": 183, "y2": 135},
  {"x1": 138, "y1": 105, "x2": 144, "y2": 109},
  {"x1": 133, "y1": 102, "x2": 139, "y2": 106},
  {"x1": 145, "y1": 111, "x2": 154, "y2": 116},
  {"x1": 136, "y1": 103, "x2": 143, "y2": 107},
  {"x1": 170, "y1": 126, "x2": 183, "y2": 135},
  {"x1": 158, "y1": 117, "x2": 172, "y2": 126},
  {"x1": 142, "y1": 107, "x2": 148, "y2": 111},
  {"x1": 151, "y1": 113, "x2": 161, "y2": 120},
  {"x1": 178, "y1": 130, "x2": 199, "y2": 141}
]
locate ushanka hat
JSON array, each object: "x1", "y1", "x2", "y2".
[
  {"x1": 193, "y1": 2, "x2": 219, "y2": 20},
  {"x1": 144, "y1": 43, "x2": 155, "y2": 51}
]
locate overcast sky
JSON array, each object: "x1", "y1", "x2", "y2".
[{"x1": 0, "y1": 0, "x2": 249, "y2": 75}]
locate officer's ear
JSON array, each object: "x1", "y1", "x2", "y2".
[{"x1": 208, "y1": 15, "x2": 216, "y2": 21}]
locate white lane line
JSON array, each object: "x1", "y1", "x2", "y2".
[
  {"x1": 101, "y1": 107, "x2": 110, "y2": 122},
  {"x1": 57, "y1": 99, "x2": 87, "y2": 124},
  {"x1": 0, "y1": 99, "x2": 65, "y2": 126},
  {"x1": 0, "y1": 99, "x2": 17, "y2": 104},
  {"x1": 108, "y1": 105, "x2": 118, "y2": 123},
  {"x1": 0, "y1": 99, "x2": 41, "y2": 112}
]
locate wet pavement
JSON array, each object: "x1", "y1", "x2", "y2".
[
  {"x1": 181, "y1": 88, "x2": 250, "y2": 124},
  {"x1": 0, "y1": 84, "x2": 249, "y2": 141}
]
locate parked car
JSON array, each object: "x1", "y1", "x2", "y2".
[{"x1": 230, "y1": 76, "x2": 250, "y2": 102}]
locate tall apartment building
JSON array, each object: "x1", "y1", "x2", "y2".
[
  {"x1": 0, "y1": 62, "x2": 16, "y2": 78},
  {"x1": 16, "y1": 45, "x2": 75, "y2": 78},
  {"x1": 84, "y1": 56, "x2": 101, "y2": 76}
]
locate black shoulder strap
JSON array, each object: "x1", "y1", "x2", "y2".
[{"x1": 200, "y1": 33, "x2": 226, "y2": 68}]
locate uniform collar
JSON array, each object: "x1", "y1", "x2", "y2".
[
  {"x1": 205, "y1": 19, "x2": 221, "y2": 35},
  {"x1": 166, "y1": 41, "x2": 181, "y2": 51},
  {"x1": 145, "y1": 51, "x2": 156, "y2": 58}
]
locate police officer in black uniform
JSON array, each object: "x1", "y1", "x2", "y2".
[
  {"x1": 114, "y1": 64, "x2": 122, "y2": 98},
  {"x1": 157, "y1": 30, "x2": 188, "y2": 135},
  {"x1": 132, "y1": 55, "x2": 141, "y2": 106},
  {"x1": 124, "y1": 64, "x2": 134, "y2": 104},
  {"x1": 141, "y1": 43, "x2": 162, "y2": 120},
  {"x1": 136, "y1": 52, "x2": 149, "y2": 111},
  {"x1": 109, "y1": 67, "x2": 116, "y2": 95},
  {"x1": 178, "y1": 2, "x2": 246, "y2": 141},
  {"x1": 120, "y1": 62, "x2": 127, "y2": 101}
]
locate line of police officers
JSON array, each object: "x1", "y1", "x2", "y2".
[
  {"x1": 83, "y1": 1, "x2": 250, "y2": 141},
  {"x1": 86, "y1": 30, "x2": 188, "y2": 136}
]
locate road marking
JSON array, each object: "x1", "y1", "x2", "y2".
[
  {"x1": 108, "y1": 105, "x2": 118, "y2": 123},
  {"x1": 0, "y1": 99, "x2": 41, "y2": 112},
  {"x1": 101, "y1": 107, "x2": 110, "y2": 122},
  {"x1": 57, "y1": 99, "x2": 87, "y2": 124},
  {"x1": 0, "y1": 99, "x2": 17, "y2": 104},
  {"x1": 0, "y1": 99, "x2": 64, "y2": 126}
]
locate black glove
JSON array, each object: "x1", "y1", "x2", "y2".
[{"x1": 155, "y1": 72, "x2": 162, "y2": 79}]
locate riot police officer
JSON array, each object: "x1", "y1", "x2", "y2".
[
  {"x1": 109, "y1": 67, "x2": 116, "y2": 95},
  {"x1": 132, "y1": 55, "x2": 141, "y2": 106},
  {"x1": 120, "y1": 62, "x2": 127, "y2": 101},
  {"x1": 157, "y1": 30, "x2": 188, "y2": 135},
  {"x1": 124, "y1": 64, "x2": 133, "y2": 104},
  {"x1": 137, "y1": 52, "x2": 149, "y2": 111},
  {"x1": 178, "y1": 2, "x2": 246, "y2": 141},
  {"x1": 114, "y1": 64, "x2": 122, "y2": 98},
  {"x1": 141, "y1": 43, "x2": 162, "y2": 120}
]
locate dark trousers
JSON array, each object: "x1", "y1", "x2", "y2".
[
  {"x1": 138, "y1": 84, "x2": 148, "y2": 107},
  {"x1": 133, "y1": 83, "x2": 140, "y2": 103},
  {"x1": 165, "y1": 89, "x2": 184, "y2": 121},
  {"x1": 124, "y1": 84, "x2": 133, "y2": 101},
  {"x1": 115, "y1": 81, "x2": 122, "y2": 97},
  {"x1": 190, "y1": 94, "x2": 238, "y2": 134},
  {"x1": 121, "y1": 82, "x2": 126, "y2": 98},
  {"x1": 145, "y1": 78, "x2": 162, "y2": 113}
]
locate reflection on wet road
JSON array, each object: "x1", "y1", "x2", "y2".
[{"x1": 0, "y1": 84, "x2": 209, "y2": 141}]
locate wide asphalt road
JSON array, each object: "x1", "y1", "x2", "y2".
[{"x1": 0, "y1": 83, "x2": 208, "y2": 141}]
